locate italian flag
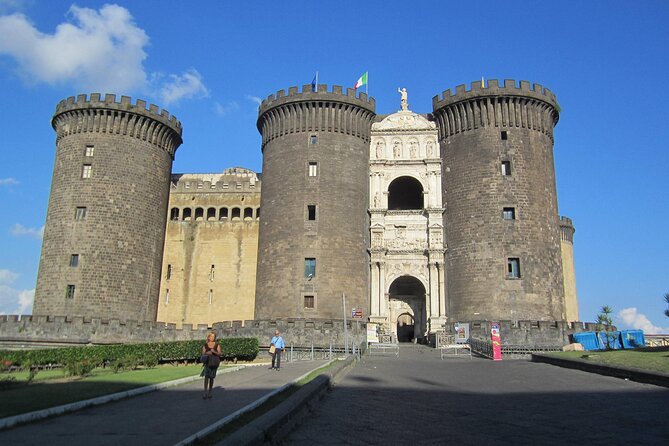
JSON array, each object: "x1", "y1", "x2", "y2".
[{"x1": 354, "y1": 72, "x2": 368, "y2": 90}]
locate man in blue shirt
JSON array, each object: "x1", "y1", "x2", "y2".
[{"x1": 270, "y1": 329, "x2": 285, "y2": 370}]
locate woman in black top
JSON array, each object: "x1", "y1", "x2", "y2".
[{"x1": 201, "y1": 331, "x2": 222, "y2": 399}]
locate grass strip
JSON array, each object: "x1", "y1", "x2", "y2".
[
  {"x1": 0, "y1": 364, "x2": 204, "y2": 418},
  {"x1": 194, "y1": 361, "x2": 339, "y2": 446},
  {"x1": 547, "y1": 349, "x2": 669, "y2": 373}
]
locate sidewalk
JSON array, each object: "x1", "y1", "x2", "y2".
[{"x1": 0, "y1": 360, "x2": 329, "y2": 446}]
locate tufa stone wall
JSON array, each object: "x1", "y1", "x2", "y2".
[{"x1": 560, "y1": 216, "x2": 579, "y2": 321}]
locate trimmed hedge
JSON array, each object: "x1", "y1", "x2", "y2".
[{"x1": 0, "y1": 338, "x2": 259, "y2": 367}]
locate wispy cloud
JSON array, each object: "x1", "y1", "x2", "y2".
[
  {"x1": 158, "y1": 68, "x2": 209, "y2": 105},
  {"x1": 0, "y1": 177, "x2": 18, "y2": 185},
  {"x1": 0, "y1": 269, "x2": 33, "y2": 315},
  {"x1": 0, "y1": 4, "x2": 208, "y2": 106},
  {"x1": 214, "y1": 100, "x2": 239, "y2": 116},
  {"x1": 10, "y1": 223, "x2": 43, "y2": 239},
  {"x1": 246, "y1": 95, "x2": 262, "y2": 106},
  {"x1": 617, "y1": 307, "x2": 669, "y2": 334}
]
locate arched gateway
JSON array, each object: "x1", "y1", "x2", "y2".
[{"x1": 390, "y1": 276, "x2": 426, "y2": 342}]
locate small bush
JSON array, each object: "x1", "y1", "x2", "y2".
[{"x1": 64, "y1": 359, "x2": 99, "y2": 377}]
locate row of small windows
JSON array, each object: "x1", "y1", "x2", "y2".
[
  {"x1": 166, "y1": 264, "x2": 215, "y2": 281},
  {"x1": 163, "y1": 288, "x2": 216, "y2": 305},
  {"x1": 170, "y1": 207, "x2": 259, "y2": 221}
]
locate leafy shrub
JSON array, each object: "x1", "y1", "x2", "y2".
[
  {"x1": 64, "y1": 359, "x2": 99, "y2": 377},
  {"x1": 0, "y1": 338, "x2": 259, "y2": 368}
]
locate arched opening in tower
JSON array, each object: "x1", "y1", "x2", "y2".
[
  {"x1": 389, "y1": 275, "x2": 427, "y2": 342},
  {"x1": 388, "y1": 176, "x2": 423, "y2": 210}
]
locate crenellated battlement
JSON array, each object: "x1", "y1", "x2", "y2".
[
  {"x1": 258, "y1": 84, "x2": 375, "y2": 115},
  {"x1": 559, "y1": 215, "x2": 575, "y2": 243},
  {"x1": 432, "y1": 79, "x2": 558, "y2": 110},
  {"x1": 54, "y1": 93, "x2": 182, "y2": 132}
]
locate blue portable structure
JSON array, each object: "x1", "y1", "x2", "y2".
[
  {"x1": 572, "y1": 332, "x2": 600, "y2": 350},
  {"x1": 620, "y1": 330, "x2": 645, "y2": 349},
  {"x1": 597, "y1": 331, "x2": 622, "y2": 350}
]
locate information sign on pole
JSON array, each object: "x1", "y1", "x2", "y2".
[{"x1": 490, "y1": 322, "x2": 502, "y2": 361}]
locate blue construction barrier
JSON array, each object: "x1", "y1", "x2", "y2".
[
  {"x1": 620, "y1": 330, "x2": 645, "y2": 348},
  {"x1": 572, "y1": 332, "x2": 600, "y2": 350},
  {"x1": 597, "y1": 331, "x2": 622, "y2": 350}
]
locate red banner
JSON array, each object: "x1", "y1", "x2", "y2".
[{"x1": 490, "y1": 322, "x2": 502, "y2": 361}]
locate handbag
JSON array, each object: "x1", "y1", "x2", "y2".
[
  {"x1": 269, "y1": 345, "x2": 276, "y2": 354},
  {"x1": 208, "y1": 354, "x2": 221, "y2": 369},
  {"x1": 199, "y1": 354, "x2": 209, "y2": 364}
]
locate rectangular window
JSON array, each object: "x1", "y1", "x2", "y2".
[
  {"x1": 210, "y1": 265, "x2": 215, "y2": 281},
  {"x1": 69, "y1": 254, "x2": 79, "y2": 267},
  {"x1": 166, "y1": 264, "x2": 172, "y2": 280},
  {"x1": 82, "y1": 164, "x2": 92, "y2": 179},
  {"x1": 84, "y1": 145, "x2": 94, "y2": 157},
  {"x1": 310, "y1": 134, "x2": 318, "y2": 145},
  {"x1": 308, "y1": 162, "x2": 318, "y2": 177},
  {"x1": 208, "y1": 289, "x2": 213, "y2": 305},
  {"x1": 501, "y1": 161, "x2": 511, "y2": 176},
  {"x1": 307, "y1": 205, "x2": 316, "y2": 221},
  {"x1": 75, "y1": 207, "x2": 87, "y2": 220},
  {"x1": 507, "y1": 258, "x2": 521, "y2": 279},
  {"x1": 503, "y1": 207, "x2": 516, "y2": 220},
  {"x1": 165, "y1": 289, "x2": 170, "y2": 304},
  {"x1": 65, "y1": 284, "x2": 76, "y2": 299},
  {"x1": 501, "y1": 131, "x2": 508, "y2": 140},
  {"x1": 304, "y1": 295, "x2": 315, "y2": 309},
  {"x1": 305, "y1": 258, "x2": 316, "y2": 278}
]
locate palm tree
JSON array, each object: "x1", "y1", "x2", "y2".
[
  {"x1": 596, "y1": 305, "x2": 615, "y2": 350},
  {"x1": 664, "y1": 293, "x2": 669, "y2": 318}
]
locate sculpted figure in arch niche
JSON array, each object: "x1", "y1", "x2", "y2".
[
  {"x1": 393, "y1": 141, "x2": 401, "y2": 159},
  {"x1": 376, "y1": 140, "x2": 386, "y2": 159},
  {"x1": 409, "y1": 141, "x2": 418, "y2": 159},
  {"x1": 426, "y1": 140, "x2": 434, "y2": 158}
]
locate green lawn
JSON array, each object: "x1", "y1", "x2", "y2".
[
  {"x1": 0, "y1": 364, "x2": 205, "y2": 418},
  {"x1": 548, "y1": 349, "x2": 669, "y2": 373}
]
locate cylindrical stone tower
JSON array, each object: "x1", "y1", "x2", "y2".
[
  {"x1": 33, "y1": 93, "x2": 183, "y2": 321},
  {"x1": 560, "y1": 216, "x2": 578, "y2": 322},
  {"x1": 432, "y1": 79, "x2": 565, "y2": 321},
  {"x1": 255, "y1": 85, "x2": 375, "y2": 319}
]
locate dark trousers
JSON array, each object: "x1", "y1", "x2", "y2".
[{"x1": 272, "y1": 349, "x2": 282, "y2": 369}]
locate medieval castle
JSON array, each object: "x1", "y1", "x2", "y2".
[{"x1": 27, "y1": 79, "x2": 579, "y2": 344}]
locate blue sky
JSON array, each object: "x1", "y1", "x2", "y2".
[{"x1": 0, "y1": 0, "x2": 667, "y2": 333}]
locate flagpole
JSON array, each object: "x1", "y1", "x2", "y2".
[
  {"x1": 366, "y1": 72, "x2": 368, "y2": 95},
  {"x1": 316, "y1": 70, "x2": 319, "y2": 88}
]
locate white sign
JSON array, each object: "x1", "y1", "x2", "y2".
[{"x1": 367, "y1": 322, "x2": 379, "y2": 343}]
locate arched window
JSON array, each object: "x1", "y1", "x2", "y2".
[
  {"x1": 231, "y1": 207, "x2": 241, "y2": 220},
  {"x1": 207, "y1": 207, "x2": 216, "y2": 221},
  {"x1": 244, "y1": 207, "x2": 253, "y2": 220},
  {"x1": 195, "y1": 207, "x2": 204, "y2": 221},
  {"x1": 170, "y1": 208, "x2": 180, "y2": 221},
  {"x1": 219, "y1": 207, "x2": 228, "y2": 220},
  {"x1": 387, "y1": 176, "x2": 424, "y2": 210},
  {"x1": 183, "y1": 208, "x2": 192, "y2": 221}
]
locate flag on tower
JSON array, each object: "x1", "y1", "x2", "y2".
[
  {"x1": 311, "y1": 71, "x2": 319, "y2": 92},
  {"x1": 354, "y1": 72, "x2": 368, "y2": 90}
]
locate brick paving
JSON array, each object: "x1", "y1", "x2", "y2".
[{"x1": 286, "y1": 345, "x2": 669, "y2": 445}]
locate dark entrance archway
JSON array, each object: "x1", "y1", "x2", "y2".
[{"x1": 388, "y1": 275, "x2": 426, "y2": 342}]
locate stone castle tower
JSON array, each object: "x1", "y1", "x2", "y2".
[
  {"x1": 432, "y1": 80, "x2": 565, "y2": 322},
  {"x1": 254, "y1": 85, "x2": 375, "y2": 319},
  {"x1": 33, "y1": 94, "x2": 183, "y2": 321}
]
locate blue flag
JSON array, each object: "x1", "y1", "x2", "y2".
[{"x1": 311, "y1": 71, "x2": 318, "y2": 92}]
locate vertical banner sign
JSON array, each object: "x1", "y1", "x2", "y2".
[{"x1": 490, "y1": 322, "x2": 502, "y2": 361}]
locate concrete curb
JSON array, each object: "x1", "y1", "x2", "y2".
[
  {"x1": 0, "y1": 365, "x2": 245, "y2": 431},
  {"x1": 175, "y1": 356, "x2": 358, "y2": 446},
  {"x1": 531, "y1": 353, "x2": 669, "y2": 388}
]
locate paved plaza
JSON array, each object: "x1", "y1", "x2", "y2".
[{"x1": 287, "y1": 345, "x2": 669, "y2": 445}]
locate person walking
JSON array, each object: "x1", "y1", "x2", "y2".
[
  {"x1": 270, "y1": 329, "x2": 285, "y2": 370},
  {"x1": 201, "y1": 331, "x2": 222, "y2": 398}
]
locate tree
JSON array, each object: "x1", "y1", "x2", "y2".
[
  {"x1": 596, "y1": 305, "x2": 616, "y2": 350},
  {"x1": 664, "y1": 292, "x2": 669, "y2": 318}
]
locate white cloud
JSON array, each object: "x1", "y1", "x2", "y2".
[
  {"x1": 0, "y1": 4, "x2": 149, "y2": 92},
  {"x1": 0, "y1": 5, "x2": 209, "y2": 106},
  {"x1": 0, "y1": 0, "x2": 27, "y2": 14},
  {"x1": 617, "y1": 307, "x2": 669, "y2": 335},
  {"x1": 157, "y1": 68, "x2": 209, "y2": 105},
  {"x1": 246, "y1": 95, "x2": 262, "y2": 106},
  {"x1": 0, "y1": 268, "x2": 18, "y2": 284},
  {"x1": 0, "y1": 269, "x2": 33, "y2": 315},
  {"x1": 0, "y1": 177, "x2": 18, "y2": 185},
  {"x1": 214, "y1": 100, "x2": 239, "y2": 116},
  {"x1": 10, "y1": 223, "x2": 43, "y2": 239}
]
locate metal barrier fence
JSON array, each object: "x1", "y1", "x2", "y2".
[
  {"x1": 262, "y1": 341, "x2": 367, "y2": 363},
  {"x1": 646, "y1": 335, "x2": 669, "y2": 347},
  {"x1": 469, "y1": 337, "x2": 562, "y2": 359}
]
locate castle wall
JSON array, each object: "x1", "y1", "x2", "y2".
[
  {"x1": 433, "y1": 80, "x2": 565, "y2": 321},
  {"x1": 157, "y1": 170, "x2": 260, "y2": 327},
  {"x1": 33, "y1": 94, "x2": 182, "y2": 321},
  {"x1": 560, "y1": 216, "x2": 579, "y2": 321},
  {"x1": 255, "y1": 85, "x2": 375, "y2": 319}
]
